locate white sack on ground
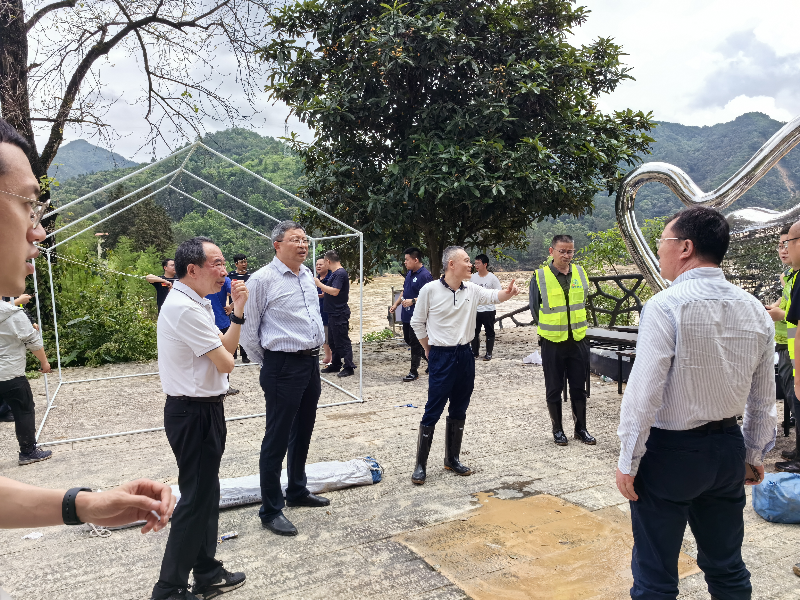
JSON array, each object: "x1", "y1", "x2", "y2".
[
  {"x1": 107, "y1": 457, "x2": 382, "y2": 530},
  {"x1": 523, "y1": 351, "x2": 542, "y2": 365}
]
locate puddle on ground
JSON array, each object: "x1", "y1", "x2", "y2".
[{"x1": 396, "y1": 493, "x2": 699, "y2": 600}]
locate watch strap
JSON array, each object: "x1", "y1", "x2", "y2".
[
  {"x1": 62, "y1": 487, "x2": 92, "y2": 525},
  {"x1": 229, "y1": 313, "x2": 245, "y2": 325}
]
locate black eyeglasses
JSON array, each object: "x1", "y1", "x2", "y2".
[
  {"x1": 0, "y1": 189, "x2": 50, "y2": 228},
  {"x1": 779, "y1": 236, "x2": 800, "y2": 249}
]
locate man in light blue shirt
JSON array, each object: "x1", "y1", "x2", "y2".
[{"x1": 616, "y1": 207, "x2": 775, "y2": 599}]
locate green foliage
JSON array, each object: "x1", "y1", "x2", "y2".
[
  {"x1": 103, "y1": 190, "x2": 175, "y2": 255},
  {"x1": 363, "y1": 328, "x2": 394, "y2": 342},
  {"x1": 260, "y1": 0, "x2": 655, "y2": 276}
]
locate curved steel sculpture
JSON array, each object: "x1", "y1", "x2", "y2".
[{"x1": 616, "y1": 114, "x2": 800, "y2": 292}]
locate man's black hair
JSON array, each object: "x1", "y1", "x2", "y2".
[
  {"x1": 161, "y1": 257, "x2": 174, "y2": 269},
  {"x1": 232, "y1": 253, "x2": 247, "y2": 263},
  {"x1": 324, "y1": 249, "x2": 340, "y2": 262},
  {"x1": 780, "y1": 224, "x2": 792, "y2": 236},
  {"x1": 475, "y1": 253, "x2": 490, "y2": 265},
  {"x1": 175, "y1": 236, "x2": 214, "y2": 279},
  {"x1": 0, "y1": 119, "x2": 31, "y2": 176},
  {"x1": 668, "y1": 207, "x2": 730, "y2": 265},
  {"x1": 551, "y1": 234, "x2": 574, "y2": 247},
  {"x1": 404, "y1": 247, "x2": 423, "y2": 262}
]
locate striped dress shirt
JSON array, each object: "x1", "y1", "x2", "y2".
[
  {"x1": 239, "y1": 256, "x2": 325, "y2": 365},
  {"x1": 617, "y1": 267, "x2": 777, "y2": 476}
]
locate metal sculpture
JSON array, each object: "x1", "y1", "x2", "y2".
[{"x1": 616, "y1": 114, "x2": 800, "y2": 292}]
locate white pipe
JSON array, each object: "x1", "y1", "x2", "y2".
[
  {"x1": 45, "y1": 144, "x2": 196, "y2": 217},
  {"x1": 35, "y1": 381, "x2": 62, "y2": 441},
  {"x1": 45, "y1": 252, "x2": 62, "y2": 380},
  {"x1": 30, "y1": 260, "x2": 52, "y2": 440},
  {"x1": 46, "y1": 172, "x2": 179, "y2": 240},
  {"x1": 359, "y1": 232, "x2": 364, "y2": 402},
  {"x1": 168, "y1": 187, "x2": 270, "y2": 239},
  {"x1": 320, "y1": 376, "x2": 362, "y2": 401},
  {"x1": 198, "y1": 144, "x2": 359, "y2": 234},
  {"x1": 61, "y1": 372, "x2": 160, "y2": 385},
  {"x1": 50, "y1": 186, "x2": 169, "y2": 250},
  {"x1": 178, "y1": 171, "x2": 281, "y2": 224},
  {"x1": 311, "y1": 233, "x2": 360, "y2": 242}
]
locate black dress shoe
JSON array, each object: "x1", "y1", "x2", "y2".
[
  {"x1": 0, "y1": 411, "x2": 13, "y2": 422},
  {"x1": 262, "y1": 514, "x2": 298, "y2": 536},
  {"x1": 553, "y1": 430, "x2": 568, "y2": 446},
  {"x1": 575, "y1": 429, "x2": 596, "y2": 445},
  {"x1": 402, "y1": 372, "x2": 419, "y2": 382},
  {"x1": 286, "y1": 493, "x2": 330, "y2": 507},
  {"x1": 781, "y1": 448, "x2": 797, "y2": 460},
  {"x1": 321, "y1": 364, "x2": 341, "y2": 374},
  {"x1": 776, "y1": 460, "x2": 800, "y2": 473},
  {"x1": 337, "y1": 368, "x2": 354, "y2": 378},
  {"x1": 483, "y1": 354, "x2": 492, "y2": 361},
  {"x1": 192, "y1": 568, "x2": 246, "y2": 598}
]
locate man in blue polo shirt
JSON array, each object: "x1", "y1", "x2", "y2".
[
  {"x1": 206, "y1": 275, "x2": 239, "y2": 396},
  {"x1": 389, "y1": 247, "x2": 433, "y2": 382}
]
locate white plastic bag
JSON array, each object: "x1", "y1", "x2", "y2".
[{"x1": 523, "y1": 351, "x2": 542, "y2": 365}]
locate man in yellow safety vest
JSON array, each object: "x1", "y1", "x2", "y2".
[
  {"x1": 766, "y1": 225, "x2": 800, "y2": 466},
  {"x1": 529, "y1": 234, "x2": 595, "y2": 446},
  {"x1": 779, "y1": 221, "x2": 800, "y2": 475}
]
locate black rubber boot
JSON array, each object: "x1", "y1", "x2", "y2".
[
  {"x1": 443, "y1": 417, "x2": 473, "y2": 476},
  {"x1": 547, "y1": 403, "x2": 568, "y2": 446},
  {"x1": 571, "y1": 400, "x2": 596, "y2": 445},
  {"x1": 485, "y1": 336, "x2": 494, "y2": 358},
  {"x1": 411, "y1": 425, "x2": 435, "y2": 484},
  {"x1": 471, "y1": 337, "x2": 480, "y2": 359},
  {"x1": 776, "y1": 425, "x2": 800, "y2": 473},
  {"x1": 403, "y1": 355, "x2": 421, "y2": 382}
]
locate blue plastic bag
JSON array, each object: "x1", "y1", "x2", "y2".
[{"x1": 751, "y1": 472, "x2": 800, "y2": 523}]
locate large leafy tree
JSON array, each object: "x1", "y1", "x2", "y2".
[{"x1": 260, "y1": 0, "x2": 655, "y2": 276}]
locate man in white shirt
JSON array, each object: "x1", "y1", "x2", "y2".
[
  {"x1": 409, "y1": 246, "x2": 519, "y2": 484},
  {"x1": 615, "y1": 207, "x2": 775, "y2": 600},
  {"x1": 240, "y1": 221, "x2": 330, "y2": 538},
  {"x1": 152, "y1": 237, "x2": 248, "y2": 600},
  {"x1": 470, "y1": 253, "x2": 502, "y2": 361}
]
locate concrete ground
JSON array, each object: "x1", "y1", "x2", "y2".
[{"x1": 0, "y1": 325, "x2": 798, "y2": 599}]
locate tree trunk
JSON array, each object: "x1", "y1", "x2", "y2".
[{"x1": 0, "y1": 0, "x2": 44, "y2": 179}]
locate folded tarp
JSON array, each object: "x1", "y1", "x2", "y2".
[{"x1": 108, "y1": 457, "x2": 382, "y2": 530}]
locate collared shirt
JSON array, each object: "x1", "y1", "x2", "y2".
[
  {"x1": 206, "y1": 277, "x2": 232, "y2": 331},
  {"x1": 0, "y1": 302, "x2": 42, "y2": 382},
  {"x1": 240, "y1": 256, "x2": 324, "y2": 364},
  {"x1": 617, "y1": 267, "x2": 776, "y2": 476},
  {"x1": 317, "y1": 269, "x2": 332, "y2": 326},
  {"x1": 323, "y1": 267, "x2": 350, "y2": 317},
  {"x1": 401, "y1": 265, "x2": 433, "y2": 323},
  {"x1": 157, "y1": 280, "x2": 227, "y2": 397},
  {"x1": 411, "y1": 278, "x2": 500, "y2": 347}
]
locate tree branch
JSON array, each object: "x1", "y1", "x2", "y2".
[{"x1": 25, "y1": 0, "x2": 78, "y2": 32}]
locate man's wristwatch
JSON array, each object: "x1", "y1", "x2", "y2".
[
  {"x1": 230, "y1": 313, "x2": 245, "y2": 325},
  {"x1": 62, "y1": 487, "x2": 92, "y2": 525}
]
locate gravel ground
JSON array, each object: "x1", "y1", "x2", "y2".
[{"x1": 0, "y1": 324, "x2": 798, "y2": 599}]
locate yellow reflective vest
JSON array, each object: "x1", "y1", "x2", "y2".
[
  {"x1": 786, "y1": 270, "x2": 798, "y2": 375},
  {"x1": 535, "y1": 264, "x2": 589, "y2": 343}
]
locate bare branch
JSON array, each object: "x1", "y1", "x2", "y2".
[{"x1": 25, "y1": 0, "x2": 77, "y2": 32}]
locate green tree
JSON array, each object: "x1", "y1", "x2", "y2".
[{"x1": 260, "y1": 0, "x2": 655, "y2": 276}]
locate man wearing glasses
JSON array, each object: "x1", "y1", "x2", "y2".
[
  {"x1": 240, "y1": 221, "x2": 330, "y2": 537},
  {"x1": 0, "y1": 118, "x2": 175, "y2": 598},
  {"x1": 529, "y1": 234, "x2": 595, "y2": 446}
]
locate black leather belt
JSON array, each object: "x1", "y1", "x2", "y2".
[
  {"x1": 688, "y1": 417, "x2": 738, "y2": 432},
  {"x1": 266, "y1": 347, "x2": 320, "y2": 356},
  {"x1": 166, "y1": 394, "x2": 225, "y2": 403}
]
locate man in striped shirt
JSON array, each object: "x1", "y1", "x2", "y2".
[
  {"x1": 240, "y1": 221, "x2": 329, "y2": 537},
  {"x1": 616, "y1": 207, "x2": 775, "y2": 599}
]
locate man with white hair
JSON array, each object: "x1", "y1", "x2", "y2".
[
  {"x1": 240, "y1": 221, "x2": 330, "y2": 537},
  {"x1": 409, "y1": 245, "x2": 519, "y2": 485}
]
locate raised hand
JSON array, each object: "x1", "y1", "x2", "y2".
[
  {"x1": 497, "y1": 278, "x2": 520, "y2": 303},
  {"x1": 230, "y1": 279, "x2": 249, "y2": 314}
]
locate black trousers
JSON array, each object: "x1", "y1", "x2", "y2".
[
  {"x1": 0, "y1": 376, "x2": 37, "y2": 452},
  {"x1": 630, "y1": 426, "x2": 750, "y2": 599},
  {"x1": 471, "y1": 310, "x2": 496, "y2": 356},
  {"x1": 421, "y1": 344, "x2": 474, "y2": 427},
  {"x1": 540, "y1": 337, "x2": 588, "y2": 405},
  {"x1": 152, "y1": 398, "x2": 226, "y2": 599},
  {"x1": 402, "y1": 322, "x2": 426, "y2": 360},
  {"x1": 777, "y1": 347, "x2": 800, "y2": 419},
  {"x1": 328, "y1": 314, "x2": 355, "y2": 370},
  {"x1": 258, "y1": 351, "x2": 321, "y2": 522}
]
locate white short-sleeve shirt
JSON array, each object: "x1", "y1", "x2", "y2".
[{"x1": 157, "y1": 281, "x2": 227, "y2": 397}]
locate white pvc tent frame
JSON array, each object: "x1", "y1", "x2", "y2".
[{"x1": 33, "y1": 141, "x2": 365, "y2": 447}]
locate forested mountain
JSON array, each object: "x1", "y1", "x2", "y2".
[
  {"x1": 48, "y1": 139, "x2": 138, "y2": 181},
  {"x1": 582, "y1": 112, "x2": 800, "y2": 232}
]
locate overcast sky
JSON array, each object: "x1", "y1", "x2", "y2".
[{"x1": 53, "y1": 0, "x2": 800, "y2": 161}]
